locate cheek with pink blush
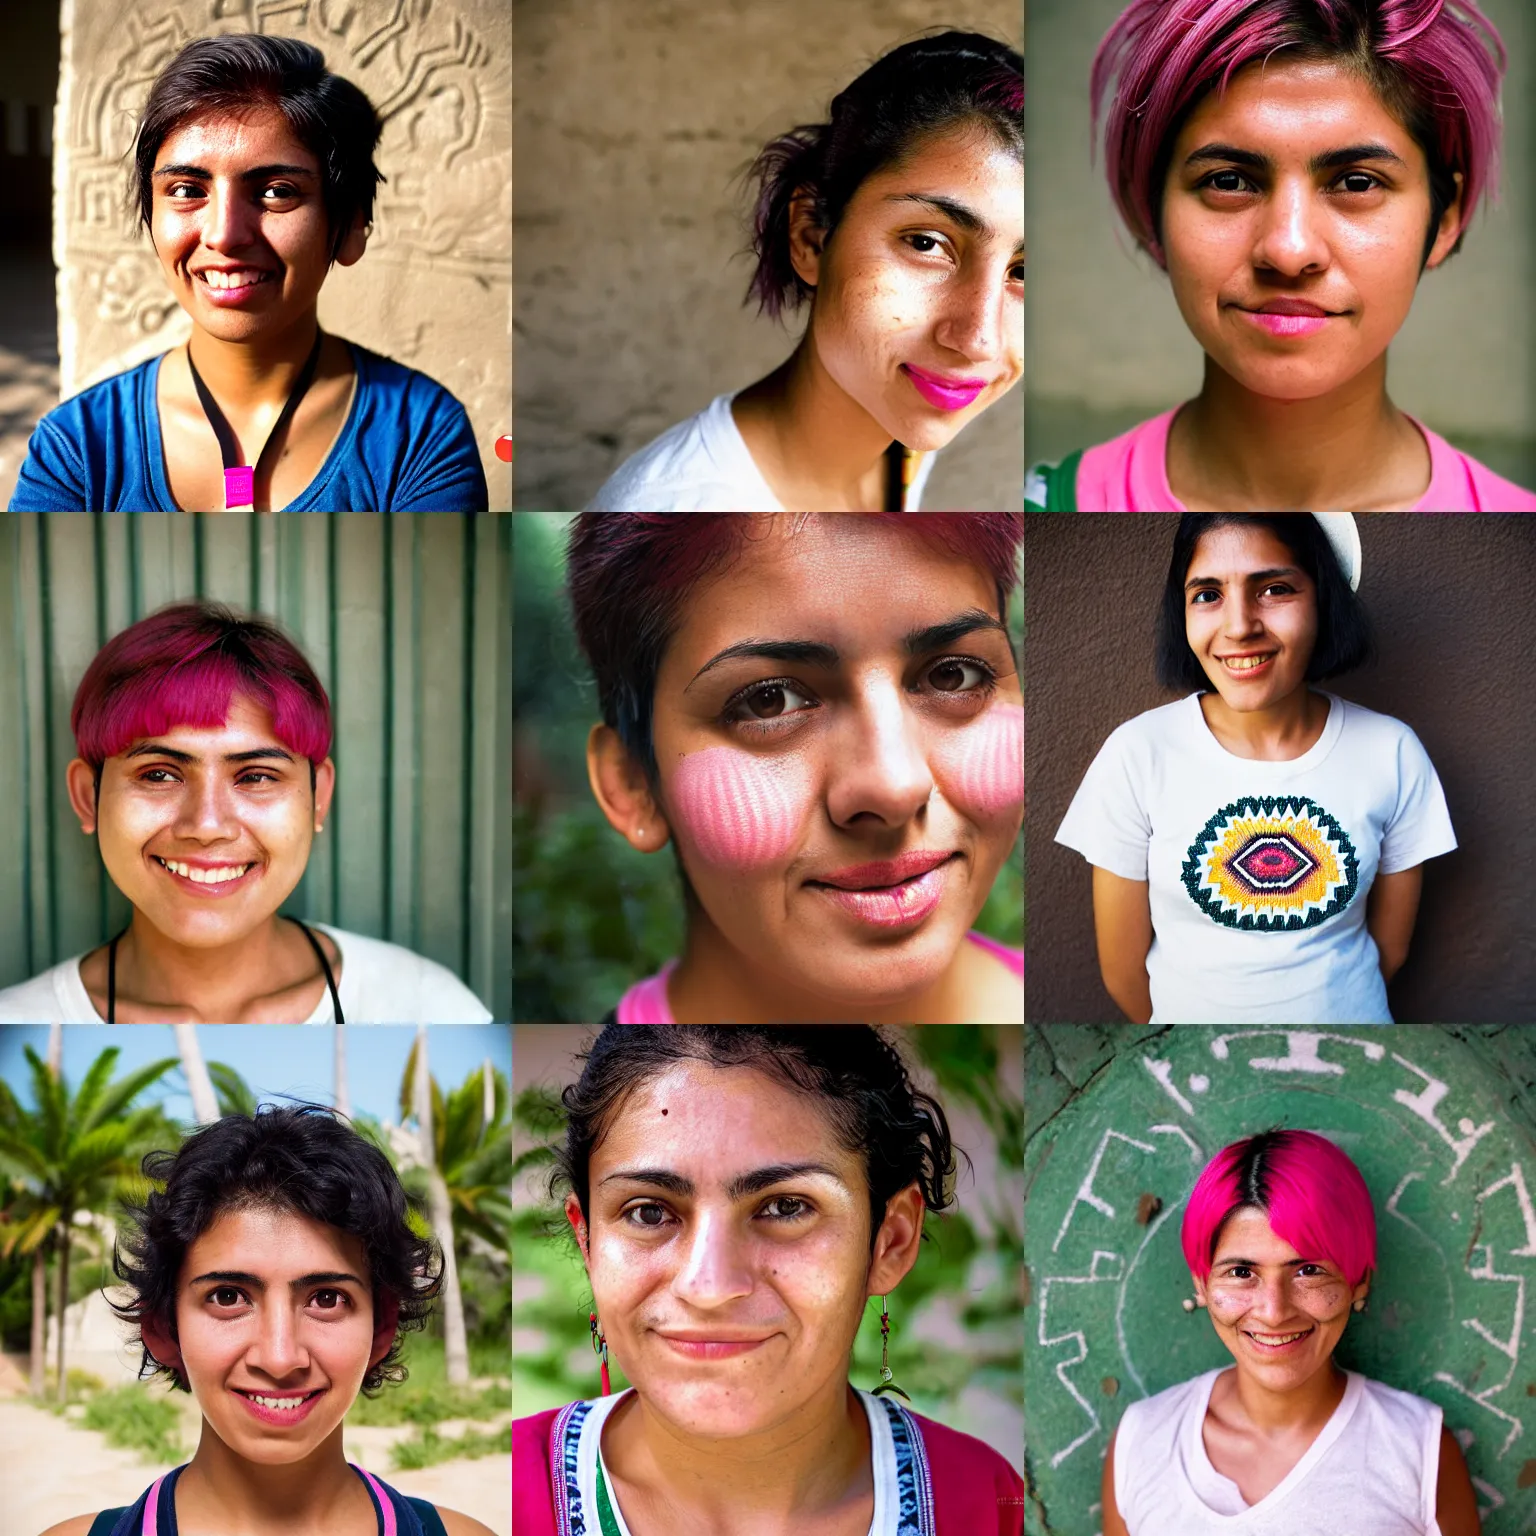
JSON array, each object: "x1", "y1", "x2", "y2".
[
  {"x1": 932, "y1": 703, "x2": 1023, "y2": 820},
  {"x1": 670, "y1": 747, "x2": 811, "y2": 868}
]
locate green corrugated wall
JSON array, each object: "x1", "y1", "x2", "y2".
[{"x1": 0, "y1": 513, "x2": 511, "y2": 1021}]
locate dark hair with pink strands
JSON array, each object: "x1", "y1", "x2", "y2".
[
  {"x1": 1091, "y1": 0, "x2": 1508, "y2": 269},
  {"x1": 72, "y1": 601, "x2": 332, "y2": 793},
  {"x1": 744, "y1": 30, "x2": 1023, "y2": 322},
  {"x1": 1182, "y1": 1128, "x2": 1377, "y2": 1287}
]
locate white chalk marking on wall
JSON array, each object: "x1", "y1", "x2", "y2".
[
  {"x1": 1115, "y1": 1194, "x2": 1184, "y2": 1400},
  {"x1": 1475, "y1": 1163, "x2": 1536, "y2": 1258},
  {"x1": 1389, "y1": 1053, "x2": 1495, "y2": 1185},
  {"x1": 1142, "y1": 1056, "x2": 1194, "y2": 1115},
  {"x1": 1189, "y1": 1075, "x2": 1209, "y2": 1093},
  {"x1": 1038, "y1": 1250, "x2": 1125, "y2": 1468},
  {"x1": 1458, "y1": 1243, "x2": 1525, "y2": 1365},
  {"x1": 1149, "y1": 1123, "x2": 1204, "y2": 1162},
  {"x1": 1052, "y1": 1128, "x2": 1157, "y2": 1253},
  {"x1": 1208, "y1": 1030, "x2": 1385, "y2": 1074},
  {"x1": 1383, "y1": 1172, "x2": 1455, "y2": 1306}
]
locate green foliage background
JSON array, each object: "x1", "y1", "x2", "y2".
[
  {"x1": 511, "y1": 1026, "x2": 1023, "y2": 1463},
  {"x1": 512, "y1": 514, "x2": 1025, "y2": 1022}
]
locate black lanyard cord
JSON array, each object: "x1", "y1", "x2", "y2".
[
  {"x1": 105, "y1": 917, "x2": 344, "y2": 1023},
  {"x1": 187, "y1": 326, "x2": 325, "y2": 510}
]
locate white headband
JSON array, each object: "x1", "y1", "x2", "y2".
[{"x1": 1311, "y1": 513, "x2": 1361, "y2": 591}]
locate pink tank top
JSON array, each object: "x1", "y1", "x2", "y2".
[{"x1": 615, "y1": 930, "x2": 1023, "y2": 1023}]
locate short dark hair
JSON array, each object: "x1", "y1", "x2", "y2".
[
  {"x1": 130, "y1": 33, "x2": 387, "y2": 267},
  {"x1": 547, "y1": 1026, "x2": 967, "y2": 1258},
  {"x1": 1155, "y1": 514, "x2": 1374, "y2": 692},
  {"x1": 111, "y1": 1104, "x2": 441, "y2": 1396},
  {"x1": 744, "y1": 30, "x2": 1023, "y2": 321}
]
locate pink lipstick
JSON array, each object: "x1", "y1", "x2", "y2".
[{"x1": 901, "y1": 363, "x2": 985, "y2": 412}]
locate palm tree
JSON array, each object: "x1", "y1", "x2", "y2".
[
  {"x1": 172, "y1": 1025, "x2": 220, "y2": 1124},
  {"x1": 0, "y1": 1045, "x2": 179, "y2": 1401},
  {"x1": 334, "y1": 1025, "x2": 350, "y2": 1119}
]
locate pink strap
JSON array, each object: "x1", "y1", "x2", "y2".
[
  {"x1": 141, "y1": 1474, "x2": 166, "y2": 1535},
  {"x1": 353, "y1": 1465, "x2": 398, "y2": 1536}
]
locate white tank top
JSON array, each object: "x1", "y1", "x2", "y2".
[{"x1": 1114, "y1": 1368, "x2": 1443, "y2": 1534}]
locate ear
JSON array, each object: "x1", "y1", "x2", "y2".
[
  {"x1": 331, "y1": 210, "x2": 371, "y2": 270},
  {"x1": 1423, "y1": 171, "x2": 1465, "y2": 272},
  {"x1": 586, "y1": 724, "x2": 669, "y2": 854},
  {"x1": 368, "y1": 1290, "x2": 401, "y2": 1372},
  {"x1": 140, "y1": 1312, "x2": 186, "y2": 1385},
  {"x1": 785, "y1": 184, "x2": 826, "y2": 294},
  {"x1": 312, "y1": 756, "x2": 337, "y2": 833},
  {"x1": 1192, "y1": 1276, "x2": 1209, "y2": 1308},
  {"x1": 66, "y1": 758, "x2": 100, "y2": 834},
  {"x1": 565, "y1": 1193, "x2": 590, "y2": 1263},
  {"x1": 864, "y1": 1182, "x2": 925, "y2": 1296}
]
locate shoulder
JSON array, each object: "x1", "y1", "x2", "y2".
[
  {"x1": 1415, "y1": 422, "x2": 1536, "y2": 511},
  {"x1": 1117, "y1": 1370, "x2": 1213, "y2": 1443},
  {"x1": 908, "y1": 1409, "x2": 1023, "y2": 1490},
  {"x1": 1330, "y1": 695, "x2": 1431, "y2": 753},
  {"x1": 1098, "y1": 696, "x2": 1198, "y2": 756},
  {"x1": 36, "y1": 1516, "x2": 106, "y2": 1536},
  {"x1": 314, "y1": 925, "x2": 493, "y2": 1022},
  {"x1": 0, "y1": 957, "x2": 89, "y2": 1023},
  {"x1": 1353, "y1": 1371, "x2": 1444, "y2": 1424},
  {"x1": 586, "y1": 395, "x2": 772, "y2": 511},
  {"x1": 348, "y1": 342, "x2": 472, "y2": 419},
  {"x1": 432, "y1": 1508, "x2": 498, "y2": 1536},
  {"x1": 41, "y1": 356, "x2": 159, "y2": 431}
]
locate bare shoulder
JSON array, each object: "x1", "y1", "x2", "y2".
[
  {"x1": 436, "y1": 1510, "x2": 498, "y2": 1536},
  {"x1": 37, "y1": 1516, "x2": 100, "y2": 1536}
]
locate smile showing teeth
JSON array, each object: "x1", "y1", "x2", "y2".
[
  {"x1": 198, "y1": 270, "x2": 273, "y2": 290},
  {"x1": 154, "y1": 856, "x2": 253, "y2": 884},
  {"x1": 241, "y1": 1391, "x2": 314, "y2": 1409},
  {"x1": 1222, "y1": 654, "x2": 1275, "y2": 671},
  {"x1": 1247, "y1": 1330, "x2": 1310, "y2": 1345}
]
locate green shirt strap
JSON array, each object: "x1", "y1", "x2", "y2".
[{"x1": 1024, "y1": 449, "x2": 1083, "y2": 511}]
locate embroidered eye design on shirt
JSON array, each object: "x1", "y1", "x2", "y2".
[{"x1": 1183, "y1": 795, "x2": 1359, "y2": 931}]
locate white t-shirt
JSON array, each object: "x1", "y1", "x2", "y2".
[
  {"x1": 0, "y1": 922, "x2": 494, "y2": 1023},
  {"x1": 1114, "y1": 1367, "x2": 1443, "y2": 1534},
  {"x1": 1055, "y1": 692, "x2": 1456, "y2": 1024},
  {"x1": 584, "y1": 391, "x2": 935, "y2": 511}
]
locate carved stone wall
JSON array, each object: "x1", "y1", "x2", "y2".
[{"x1": 56, "y1": 0, "x2": 510, "y2": 507}]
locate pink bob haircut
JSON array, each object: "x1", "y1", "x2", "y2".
[
  {"x1": 1090, "y1": 0, "x2": 1508, "y2": 269},
  {"x1": 71, "y1": 601, "x2": 332, "y2": 775},
  {"x1": 565, "y1": 514, "x2": 1023, "y2": 789},
  {"x1": 1181, "y1": 1129, "x2": 1377, "y2": 1287}
]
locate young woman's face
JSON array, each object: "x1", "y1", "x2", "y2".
[
  {"x1": 1183, "y1": 523, "x2": 1319, "y2": 712},
  {"x1": 1160, "y1": 58, "x2": 1460, "y2": 402},
  {"x1": 809, "y1": 124, "x2": 1024, "y2": 452},
  {"x1": 651, "y1": 517, "x2": 1023, "y2": 1008},
  {"x1": 1193, "y1": 1205, "x2": 1367, "y2": 1388},
  {"x1": 150, "y1": 103, "x2": 362, "y2": 339},
  {"x1": 568, "y1": 1060, "x2": 919, "y2": 1437},
  {"x1": 155, "y1": 1205, "x2": 392, "y2": 1464},
  {"x1": 76, "y1": 693, "x2": 333, "y2": 947}
]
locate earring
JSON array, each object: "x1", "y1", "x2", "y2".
[
  {"x1": 1182, "y1": 1296, "x2": 1206, "y2": 1313},
  {"x1": 1353, "y1": 1297, "x2": 1368, "y2": 1314},
  {"x1": 589, "y1": 1311, "x2": 611, "y2": 1396},
  {"x1": 871, "y1": 1295, "x2": 911, "y2": 1402}
]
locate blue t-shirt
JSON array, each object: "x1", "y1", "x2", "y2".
[{"x1": 8, "y1": 339, "x2": 490, "y2": 511}]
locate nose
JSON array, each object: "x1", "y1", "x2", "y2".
[
  {"x1": 246, "y1": 1301, "x2": 311, "y2": 1381},
  {"x1": 932, "y1": 255, "x2": 1013, "y2": 369},
  {"x1": 1246, "y1": 1273, "x2": 1300, "y2": 1326},
  {"x1": 198, "y1": 182, "x2": 266, "y2": 259},
  {"x1": 1252, "y1": 178, "x2": 1330, "y2": 278},
  {"x1": 670, "y1": 1208, "x2": 755, "y2": 1311},
  {"x1": 173, "y1": 774, "x2": 242, "y2": 842},
  {"x1": 824, "y1": 676, "x2": 934, "y2": 829},
  {"x1": 1222, "y1": 587, "x2": 1264, "y2": 639}
]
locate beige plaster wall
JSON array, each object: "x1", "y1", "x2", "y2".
[
  {"x1": 1026, "y1": 0, "x2": 1535, "y2": 481},
  {"x1": 55, "y1": 0, "x2": 511, "y2": 508},
  {"x1": 512, "y1": 0, "x2": 1025, "y2": 511}
]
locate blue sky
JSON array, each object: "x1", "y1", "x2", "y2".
[{"x1": 0, "y1": 1025, "x2": 510, "y2": 1126}]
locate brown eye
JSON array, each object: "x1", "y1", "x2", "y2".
[{"x1": 748, "y1": 685, "x2": 789, "y2": 718}]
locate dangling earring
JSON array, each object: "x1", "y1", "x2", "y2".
[
  {"x1": 871, "y1": 1295, "x2": 911, "y2": 1402},
  {"x1": 589, "y1": 1311, "x2": 611, "y2": 1396}
]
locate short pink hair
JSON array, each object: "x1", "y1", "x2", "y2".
[
  {"x1": 72, "y1": 601, "x2": 332, "y2": 770},
  {"x1": 1091, "y1": 0, "x2": 1508, "y2": 267},
  {"x1": 1181, "y1": 1129, "x2": 1377, "y2": 1286}
]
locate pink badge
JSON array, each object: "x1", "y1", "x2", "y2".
[{"x1": 224, "y1": 466, "x2": 255, "y2": 508}]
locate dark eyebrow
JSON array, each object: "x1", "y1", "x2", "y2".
[
  {"x1": 1184, "y1": 142, "x2": 1407, "y2": 176},
  {"x1": 600, "y1": 1162, "x2": 848, "y2": 1202},
  {"x1": 1216, "y1": 1257, "x2": 1316, "y2": 1268},
  {"x1": 885, "y1": 192, "x2": 1025, "y2": 254},
  {"x1": 190, "y1": 1269, "x2": 366, "y2": 1288},
  {"x1": 685, "y1": 609, "x2": 1010, "y2": 692},
  {"x1": 1185, "y1": 566, "x2": 1303, "y2": 592},
  {"x1": 153, "y1": 162, "x2": 317, "y2": 181},
  {"x1": 123, "y1": 743, "x2": 297, "y2": 764}
]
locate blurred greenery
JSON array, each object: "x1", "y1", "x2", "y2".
[
  {"x1": 513, "y1": 513, "x2": 1025, "y2": 1022},
  {"x1": 75, "y1": 1383, "x2": 186, "y2": 1463},
  {"x1": 511, "y1": 1027, "x2": 1023, "y2": 1433},
  {"x1": 390, "y1": 1422, "x2": 511, "y2": 1470}
]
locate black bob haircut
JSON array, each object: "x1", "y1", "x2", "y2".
[
  {"x1": 111, "y1": 1104, "x2": 441, "y2": 1396},
  {"x1": 547, "y1": 1026, "x2": 967, "y2": 1259},
  {"x1": 1155, "y1": 514, "x2": 1374, "y2": 693},
  {"x1": 744, "y1": 29, "x2": 1023, "y2": 322},
  {"x1": 130, "y1": 34, "x2": 387, "y2": 268}
]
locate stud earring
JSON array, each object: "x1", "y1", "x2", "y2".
[
  {"x1": 1182, "y1": 1296, "x2": 1206, "y2": 1313},
  {"x1": 871, "y1": 1295, "x2": 911, "y2": 1402},
  {"x1": 589, "y1": 1311, "x2": 611, "y2": 1396},
  {"x1": 1353, "y1": 1297, "x2": 1368, "y2": 1314}
]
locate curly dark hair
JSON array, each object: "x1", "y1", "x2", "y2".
[
  {"x1": 546, "y1": 1026, "x2": 967, "y2": 1256},
  {"x1": 111, "y1": 1103, "x2": 442, "y2": 1396}
]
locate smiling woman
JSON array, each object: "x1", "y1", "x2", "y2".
[
  {"x1": 584, "y1": 31, "x2": 1023, "y2": 512},
  {"x1": 1026, "y1": 0, "x2": 1536, "y2": 511},
  {"x1": 8, "y1": 33, "x2": 489, "y2": 511},
  {"x1": 0, "y1": 601, "x2": 493, "y2": 1023},
  {"x1": 564, "y1": 512, "x2": 1023, "y2": 1024}
]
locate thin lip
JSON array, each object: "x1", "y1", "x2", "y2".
[
  {"x1": 150, "y1": 853, "x2": 259, "y2": 870},
  {"x1": 655, "y1": 1331, "x2": 776, "y2": 1343},
  {"x1": 1214, "y1": 651, "x2": 1277, "y2": 662},
  {"x1": 1243, "y1": 1326, "x2": 1315, "y2": 1340},
  {"x1": 1238, "y1": 301, "x2": 1340, "y2": 318},
  {"x1": 231, "y1": 1385, "x2": 326, "y2": 1398},
  {"x1": 901, "y1": 362, "x2": 987, "y2": 391},
  {"x1": 193, "y1": 264, "x2": 279, "y2": 276},
  {"x1": 809, "y1": 851, "x2": 956, "y2": 890}
]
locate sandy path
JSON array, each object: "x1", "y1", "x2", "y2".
[{"x1": 0, "y1": 1397, "x2": 509, "y2": 1535}]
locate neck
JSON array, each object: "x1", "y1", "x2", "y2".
[
  {"x1": 669, "y1": 908, "x2": 982, "y2": 1023},
  {"x1": 1226, "y1": 1358, "x2": 1346, "y2": 1437},
  {"x1": 741, "y1": 338, "x2": 898, "y2": 510},
  {"x1": 608, "y1": 1377, "x2": 870, "y2": 1528},
  {"x1": 188, "y1": 310, "x2": 322, "y2": 416},
  {"x1": 1199, "y1": 686, "x2": 1328, "y2": 762},
  {"x1": 180, "y1": 1420, "x2": 368, "y2": 1532},
  {"x1": 115, "y1": 910, "x2": 298, "y2": 1022},
  {"x1": 1177, "y1": 352, "x2": 1423, "y2": 511}
]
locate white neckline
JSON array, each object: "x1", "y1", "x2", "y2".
[
  {"x1": 1186, "y1": 1366, "x2": 1364, "y2": 1518},
  {"x1": 1187, "y1": 689, "x2": 1345, "y2": 772}
]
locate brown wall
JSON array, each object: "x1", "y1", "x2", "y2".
[{"x1": 1025, "y1": 514, "x2": 1536, "y2": 1024}]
